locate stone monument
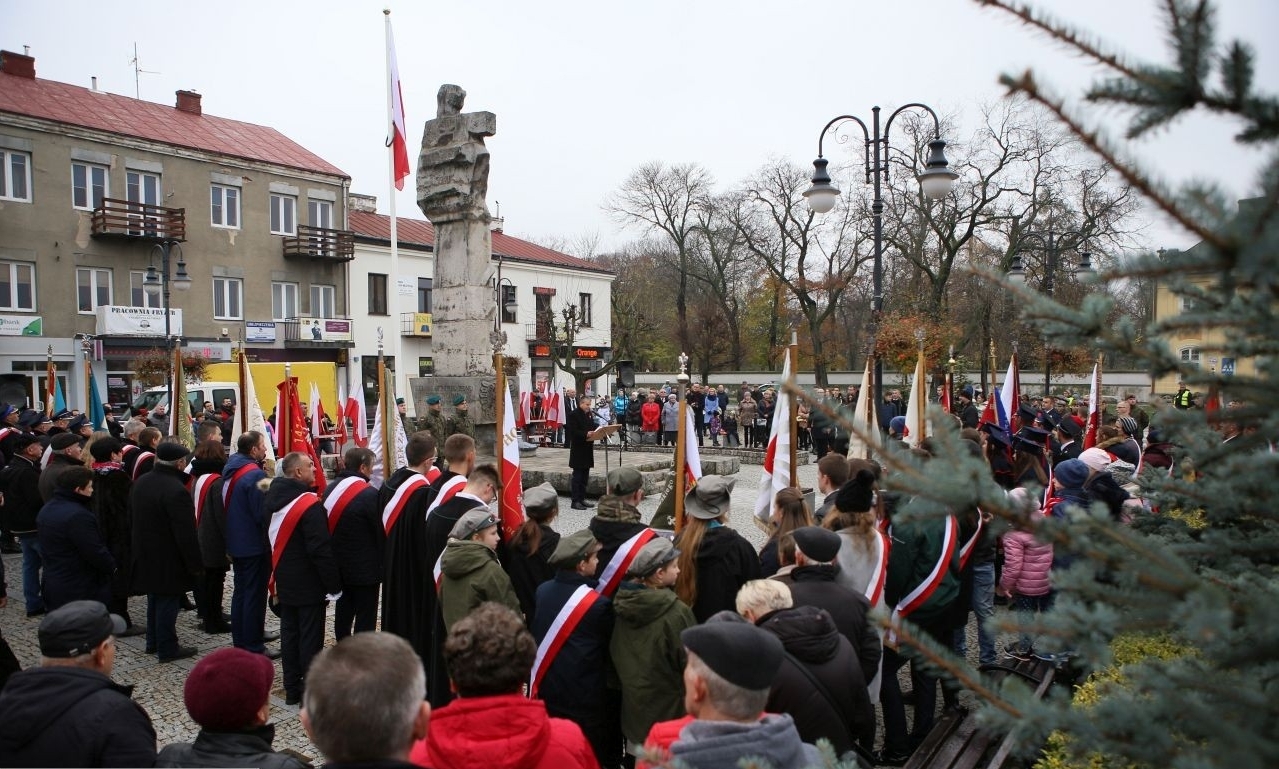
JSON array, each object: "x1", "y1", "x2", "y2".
[{"x1": 412, "y1": 84, "x2": 499, "y2": 453}]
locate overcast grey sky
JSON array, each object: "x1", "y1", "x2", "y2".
[{"x1": 8, "y1": 0, "x2": 1275, "y2": 254}]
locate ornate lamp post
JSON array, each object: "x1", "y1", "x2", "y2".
[
  {"x1": 1008, "y1": 229, "x2": 1093, "y2": 393},
  {"x1": 142, "y1": 240, "x2": 191, "y2": 418},
  {"x1": 804, "y1": 104, "x2": 959, "y2": 410}
]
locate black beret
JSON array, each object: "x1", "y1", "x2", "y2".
[
  {"x1": 792, "y1": 526, "x2": 841, "y2": 563},
  {"x1": 50, "y1": 433, "x2": 81, "y2": 452},
  {"x1": 156, "y1": 442, "x2": 192, "y2": 462},
  {"x1": 681, "y1": 622, "x2": 782, "y2": 690}
]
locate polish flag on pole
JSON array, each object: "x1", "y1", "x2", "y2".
[
  {"x1": 544, "y1": 384, "x2": 563, "y2": 431},
  {"x1": 385, "y1": 12, "x2": 410, "y2": 191},
  {"x1": 499, "y1": 385, "x2": 525, "y2": 539},
  {"x1": 517, "y1": 391, "x2": 532, "y2": 430},
  {"x1": 902, "y1": 348, "x2": 928, "y2": 449},
  {"x1": 683, "y1": 408, "x2": 703, "y2": 487},
  {"x1": 754, "y1": 355, "x2": 792, "y2": 523},
  {"x1": 344, "y1": 365, "x2": 368, "y2": 447},
  {"x1": 1082, "y1": 360, "x2": 1102, "y2": 449}
]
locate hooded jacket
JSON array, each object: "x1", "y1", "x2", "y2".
[
  {"x1": 756, "y1": 606, "x2": 876, "y2": 756},
  {"x1": 1000, "y1": 528, "x2": 1053, "y2": 597},
  {"x1": 785, "y1": 564, "x2": 881, "y2": 685},
  {"x1": 669, "y1": 714, "x2": 821, "y2": 769},
  {"x1": 37, "y1": 488, "x2": 115, "y2": 610},
  {"x1": 408, "y1": 693, "x2": 596, "y2": 769},
  {"x1": 610, "y1": 582, "x2": 696, "y2": 744},
  {"x1": 439, "y1": 539, "x2": 520, "y2": 631},
  {"x1": 0, "y1": 666, "x2": 156, "y2": 768},
  {"x1": 681, "y1": 524, "x2": 762, "y2": 622},
  {"x1": 262, "y1": 476, "x2": 341, "y2": 606},
  {"x1": 222, "y1": 451, "x2": 269, "y2": 558},
  {"x1": 589, "y1": 503, "x2": 648, "y2": 580}
]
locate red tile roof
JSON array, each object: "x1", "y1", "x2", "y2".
[
  {"x1": 0, "y1": 70, "x2": 347, "y2": 178},
  {"x1": 348, "y1": 210, "x2": 614, "y2": 275}
]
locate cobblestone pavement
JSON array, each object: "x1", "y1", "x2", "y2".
[{"x1": 0, "y1": 451, "x2": 1012, "y2": 763}]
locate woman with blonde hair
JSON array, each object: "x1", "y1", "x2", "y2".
[
  {"x1": 674, "y1": 476, "x2": 760, "y2": 622},
  {"x1": 759, "y1": 487, "x2": 813, "y2": 577}
]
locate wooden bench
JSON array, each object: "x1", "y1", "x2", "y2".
[{"x1": 903, "y1": 657, "x2": 1058, "y2": 769}]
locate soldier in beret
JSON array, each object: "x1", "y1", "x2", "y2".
[
  {"x1": 446, "y1": 394, "x2": 474, "y2": 440},
  {"x1": 416, "y1": 394, "x2": 448, "y2": 440}
]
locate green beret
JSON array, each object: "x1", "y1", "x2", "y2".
[
  {"x1": 426, "y1": 395, "x2": 442, "y2": 405},
  {"x1": 452, "y1": 394, "x2": 467, "y2": 407}
]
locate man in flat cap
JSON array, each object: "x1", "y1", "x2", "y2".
[
  {"x1": 446, "y1": 394, "x2": 475, "y2": 440},
  {"x1": 38, "y1": 432, "x2": 83, "y2": 502},
  {"x1": 666, "y1": 622, "x2": 820, "y2": 769},
  {"x1": 0, "y1": 600, "x2": 157, "y2": 767},
  {"x1": 416, "y1": 394, "x2": 448, "y2": 441},
  {"x1": 439, "y1": 507, "x2": 520, "y2": 633},
  {"x1": 530, "y1": 528, "x2": 620, "y2": 768}
]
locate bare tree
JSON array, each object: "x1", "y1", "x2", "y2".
[{"x1": 605, "y1": 162, "x2": 714, "y2": 355}]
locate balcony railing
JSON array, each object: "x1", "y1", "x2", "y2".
[
  {"x1": 282, "y1": 225, "x2": 355, "y2": 262},
  {"x1": 279, "y1": 316, "x2": 355, "y2": 348},
  {"x1": 91, "y1": 198, "x2": 186, "y2": 242},
  {"x1": 525, "y1": 322, "x2": 553, "y2": 342}
]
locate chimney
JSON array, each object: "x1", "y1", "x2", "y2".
[
  {"x1": 0, "y1": 50, "x2": 35, "y2": 79},
  {"x1": 175, "y1": 90, "x2": 202, "y2": 115},
  {"x1": 348, "y1": 193, "x2": 378, "y2": 213}
]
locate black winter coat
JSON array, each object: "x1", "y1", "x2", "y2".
[
  {"x1": 506, "y1": 523, "x2": 560, "y2": 619},
  {"x1": 130, "y1": 463, "x2": 202, "y2": 595},
  {"x1": 0, "y1": 666, "x2": 156, "y2": 768},
  {"x1": 38, "y1": 453, "x2": 82, "y2": 503},
  {"x1": 784, "y1": 564, "x2": 881, "y2": 684},
  {"x1": 263, "y1": 476, "x2": 341, "y2": 605},
  {"x1": 156, "y1": 725, "x2": 310, "y2": 769},
  {"x1": 91, "y1": 465, "x2": 134, "y2": 599},
  {"x1": 680, "y1": 524, "x2": 762, "y2": 622},
  {"x1": 0, "y1": 454, "x2": 42, "y2": 533},
  {"x1": 37, "y1": 488, "x2": 115, "y2": 610},
  {"x1": 625, "y1": 399, "x2": 643, "y2": 426},
  {"x1": 193, "y1": 465, "x2": 230, "y2": 570},
  {"x1": 567, "y1": 406, "x2": 595, "y2": 469},
  {"x1": 324, "y1": 471, "x2": 384, "y2": 587},
  {"x1": 757, "y1": 605, "x2": 876, "y2": 756}
]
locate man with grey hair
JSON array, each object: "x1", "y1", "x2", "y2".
[
  {"x1": 0, "y1": 600, "x2": 157, "y2": 766},
  {"x1": 301, "y1": 632, "x2": 430, "y2": 768},
  {"x1": 666, "y1": 622, "x2": 821, "y2": 769},
  {"x1": 129, "y1": 441, "x2": 202, "y2": 662}
]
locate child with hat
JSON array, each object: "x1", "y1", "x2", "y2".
[
  {"x1": 438, "y1": 510, "x2": 520, "y2": 632},
  {"x1": 506, "y1": 481, "x2": 562, "y2": 619},
  {"x1": 673, "y1": 475, "x2": 761, "y2": 622},
  {"x1": 610, "y1": 538, "x2": 695, "y2": 758}
]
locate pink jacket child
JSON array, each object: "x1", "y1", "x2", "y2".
[{"x1": 999, "y1": 528, "x2": 1053, "y2": 598}]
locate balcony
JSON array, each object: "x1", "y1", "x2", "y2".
[
  {"x1": 525, "y1": 322, "x2": 553, "y2": 342},
  {"x1": 279, "y1": 316, "x2": 355, "y2": 348},
  {"x1": 282, "y1": 225, "x2": 355, "y2": 262},
  {"x1": 91, "y1": 198, "x2": 186, "y2": 242},
  {"x1": 401, "y1": 312, "x2": 433, "y2": 337}
]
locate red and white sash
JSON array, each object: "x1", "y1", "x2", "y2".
[
  {"x1": 192, "y1": 474, "x2": 218, "y2": 528},
  {"x1": 222, "y1": 462, "x2": 259, "y2": 508},
  {"x1": 888, "y1": 515, "x2": 958, "y2": 637},
  {"x1": 865, "y1": 529, "x2": 890, "y2": 607},
  {"x1": 324, "y1": 476, "x2": 371, "y2": 534},
  {"x1": 130, "y1": 451, "x2": 155, "y2": 480},
  {"x1": 596, "y1": 528, "x2": 657, "y2": 597},
  {"x1": 433, "y1": 552, "x2": 444, "y2": 593},
  {"x1": 121, "y1": 443, "x2": 139, "y2": 458},
  {"x1": 425, "y1": 466, "x2": 442, "y2": 484},
  {"x1": 529, "y1": 584, "x2": 602, "y2": 698},
  {"x1": 425, "y1": 474, "x2": 467, "y2": 517},
  {"x1": 0, "y1": 426, "x2": 14, "y2": 443},
  {"x1": 267, "y1": 492, "x2": 320, "y2": 597},
  {"x1": 957, "y1": 512, "x2": 985, "y2": 571},
  {"x1": 382, "y1": 474, "x2": 430, "y2": 534}
]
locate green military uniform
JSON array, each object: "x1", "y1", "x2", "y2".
[
  {"x1": 446, "y1": 394, "x2": 475, "y2": 439},
  {"x1": 416, "y1": 395, "x2": 448, "y2": 439}
]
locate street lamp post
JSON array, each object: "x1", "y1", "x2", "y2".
[
  {"x1": 1008, "y1": 229, "x2": 1093, "y2": 394},
  {"x1": 804, "y1": 104, "x2": 958, "y2": 410},
  {"x1": 143, "y1": 240, "x2": 191, "y2": 419}
]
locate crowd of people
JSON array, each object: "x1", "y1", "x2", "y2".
[{"x1": 0, "y1": 376, "x2": 1242, "y2": 768}]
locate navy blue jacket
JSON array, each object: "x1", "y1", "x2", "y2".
[
  {"x1": 222, "y1": 452, "x2": 268, "y2": 558},
  {"x1": 37, "y1": 488, "x2": 115, "y2": 609}
]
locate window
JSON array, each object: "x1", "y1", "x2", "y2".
[
  {"x1": 270, "y1": 193, "x2": 297, "y2": 235},
  {"x1": 1, "y1": 150, "x2": 31, "y2": 202},
  {"x1": 0, "y1": 261, "x2": 35, "y2": 311},
  {"x1": 126, "y1": 170, "x2": 161, "y2": 235},
  {"x1": 210, "y1": 184, "x2": 240, "y2": 229},
  {"x1": 500, "y1": 284, "x2": 517, "y2": 324},
  {"x1": 579, "y1": 293, "x2": 593, "y2": 327},
  {"x1": 72, "y1": 162, "x2": 109, "y2": 210},
  {"x1": 368, "y1": 273, "x2": 388, "y2": 315},
  {"x1": 272, "y1": 282, "x2": 299, "y2": 321},
  {"x1": 76, "y1": 268, "x2": 112, "y2": 313},
  {"x1": 417, "y1": 277, "x2": 433, "y2": 314},
  {"x1": 1180, "y1": 347, "x2": 1201, "y2": 367},
  {"x1": 213, "y1": 277, "x2": 243, "y2": 320},
  {"x1": 311, "y1": 284, "x2": 336, "y2": 318},
  {"x1": 129, "y1": 271, "x2": 161, "y2": 308},
  {"x1": 308, "y1": 199, "x2": 333, "y2": 229}
]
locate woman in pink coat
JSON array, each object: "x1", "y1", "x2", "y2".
[{"x1": 997, "y1": 492, "x2": 1054, "y2": 660}]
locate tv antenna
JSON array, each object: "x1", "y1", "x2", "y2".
[{"x1": 129, "y1": 43, "x2": 161, "y2": 99}]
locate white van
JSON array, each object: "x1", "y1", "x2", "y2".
[{"x1": 130, "y1": 381, "x2": 240, "y2": 419}]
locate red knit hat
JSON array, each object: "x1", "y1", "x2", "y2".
[{"x1": 184, "y1": 647, "x2": 274, "y2": 731}]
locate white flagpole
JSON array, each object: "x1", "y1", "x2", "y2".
[{"x1": 384, "y1": 9, "x2": 403, "y2": 408}]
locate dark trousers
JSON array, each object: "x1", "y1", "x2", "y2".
[
  {"x1": 0, "y1": 633, "x2": 20, "y2": 689},
  {"x1": 196, "y1": 567, "x2": 228, "y2": 627},
  {"x1": 880, "y1": 618, "x2": 957, "y2": 753},
  {"x1": 108, "y1": 595, "x2": 135, "y2": 629},
  {"x1": 813, "y1": 431, "x2": 831, "y2": 458},
  {"x1": 231, "y1": 554, "x2": 269, "y2": 652},
  {"x1": 279, "y1": 602, "x2": 326, "y2": 698},
  {"x1": 571, "y1": 466, "x2": 590, "y2": 505},
  {"x1": 334, "y1": 583, "x2": 379, "y2": 640},
  {"x1": 146, "y1": 593, "x2": 182, "y2": 658}
]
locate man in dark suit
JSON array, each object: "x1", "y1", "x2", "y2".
[{"x1": 567, "y1": 395, "x2": 598, "y2": 510}]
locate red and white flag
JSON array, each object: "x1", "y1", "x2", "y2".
[
  {"x1": 754, "y1": 355, "x2": 792, "y2": 523},
  {"x1": 499, "y1": 385, "x2": 525, "y2": 540},
  {"x1": 1082, "y1": 362, "x2": 1102, "y2": 449},
  {"x1": 334, "y1": 378, "x2": 349, "y2": 447},
  {"x1": 309, "y1": 382, "x2": 325, "y2": 452},
  {"x1": 683, "y1": 407, "x2": 703, "y2": 487},
  {"x1": 544, "y1": 384, "x2": 563, "y2": 430},
  {"x1": 385, "y1": 15, "x2": 410, "y2": 191},
  {"x1": 998, "y1": 353, "x2": 1021, "y2": 434},
  {"x1": 902, "y1": 349, "x2": 928, "y2": 449},
  {"x1": 344, "y1": 365, "x2": 368, "y2": 448},
  {"x1": 517, "y1": 391, "x2": 532, "y2": 430}
]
